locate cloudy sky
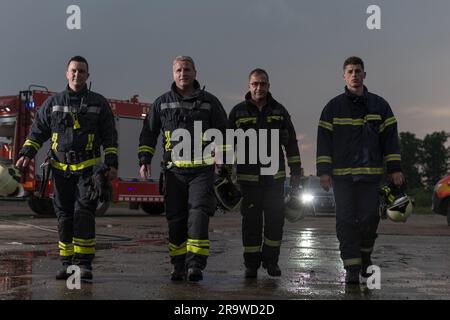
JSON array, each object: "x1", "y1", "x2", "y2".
[{"x1": 1, "y1": 0, "x2": 449, "y2": 175}]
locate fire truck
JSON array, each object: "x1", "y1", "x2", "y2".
[{"x1": 0, "y1": 86, "x2": 164, "y2": 216}]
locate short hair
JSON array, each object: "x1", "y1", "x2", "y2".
[
  {"x1": 343, "y1": 56, "x2": 364, "y2": 71},
  {"x1": 67, "y1": 55, "x2": 89, "y2": 71},
  {"x1": 173, "y1": 56, "x2": 196, "y2": 71},
  {"x1": 248, "y1": 68, "x2": 269, "y2": 82}
]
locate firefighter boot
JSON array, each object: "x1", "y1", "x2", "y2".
[
  {"x1": 187, "y1": 266, "x2": 203, "y2": 282},
  {"x1": 55, "y1": 257, "x2": 73, "y2": 280},
  {"x1": 170, "y1": 264, "x2": 186, "y2": 281},
  {"x1": 262, "y1": 262, "x2": 281, "y2": 277},
  {"x1": 361, "y1": 253, "x2": 373, "y2": 280},
  {"x1": 245, "y1": 267, "x2": 258, "y2": 279},
  {"x1": 345, "y1": 266, "x2": 361, "y2": 284},
  {"x1": 79, "y1": 264, "x2": 93, "y2": 280}
]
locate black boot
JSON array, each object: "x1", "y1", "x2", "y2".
[
  {"x1": 262, "y1": 263, "x2": 281, "y2": 277},
  {"x1": 361, "y1": 253, "x2": 373, "y2": 279},
  {"x1": 55, "y1": 257, "x2": 73, "y2": 280},
  {"x1": 245, "y1": 267, "x2": 258, "y2": 278},
  {"x1": 170, "y1": 264, "x2": 186, "y2": 281},
  {"x1": 80, "y1": 264, "x2": 93, "y2": 280},
  {"x1": 345, "y1": 266, "x2": 361, "y2": 284},
  {"x1": 187, "y1": 266, "x2": 203, "y2": 282}
]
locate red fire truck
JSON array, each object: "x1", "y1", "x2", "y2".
[{"x1": 0, "y1": 87, "x2": 164, "y2": 216}]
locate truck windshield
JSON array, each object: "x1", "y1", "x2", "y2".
[{"x1": 0, "y1": 116, "x2": 16, "y2": 163}]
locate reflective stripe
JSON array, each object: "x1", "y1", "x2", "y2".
[
  {"x1": 86, "y1": 134, "x2": 94, "y2": 151},
  {"x1": 264, "y1": 237, "x2": 282, "y2": 247},
  {"x1": 237, "y1": 174, "x2": 259, "y2": 182},
  {"x1": 287, "y1": 156, "x2": 301, "y2": 164},
  {"x1": 51, "y1": 133, "x2": 58, "y2": 151},
  {"x1": 23, "y1": 139, "x2": 41, "y2": 152},
  {"x1": 74, "y1": 245, "x2": 95, "y2": 255},
  {"x1": 73, "y1": 237, "x2": 96, "y2": 246},
  {"x1": 317, "y1": 156, "x2": 332, "y2": 164},
  {"x1": 274, "y1": 171, "x2": 286, "y2": 180},
  {"x1": 173, "y1": 157, "x2": 215, "y2": 168},
  {"x1": 333, "y1": 118, "x2": 364, "y2": 126},
  {"x1": 379, "y1": 117, "x2": 397, "y2": 133},
  {"x1": 365, "y1": 114, "x2": 382, "y2": 121},
  {"x1": 319, "y1": 120, "x2": 333, "y2": 131},
  {"x1": 58, "y1": 241, "x2": 74, "y2": 257},
  {"x1": 187, "y1": 239, "x2": 209, "y2": 256},
  {"x1": 169, "y1": 242, "x2": 187, "y2": 257},
  {"x1": 51, "y1": 157, "x2": 101, "y2": 171},
  {"x1": 104, "y1": 147, "x2": 118, "y2": 155},
  {"x1": 384, "y1": 154, "x2": 401, "y2": 162},
  {"x1": 235, "y1": 117, "x2": 257, "y2": 128},
  {"x1": 138, "y1": 145, "x2": 155, "y2": 155},
  {"x1": 165, "y1": 131, "x2": 171, "y2": 151},
  {"x1": 266, "y1": 115, "x2": 284, "y2": 122},
  {"x1": 343, "y1": 258, "x2": 362, "y2": 267},
  {"x1": 332, "y1": 167, "x2": 384, "y2": 176},
  {"x1": 52, "y1": 105, "x2": 101, "y2": 114},
  {"x1": 244, "y1": 246, "x2": 261, "y2": 253}
]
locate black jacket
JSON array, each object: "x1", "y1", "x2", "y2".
[
  {"x1": 20, "y1": 85, "x2": 118, "y2": 170},
  {"x1": 316, "y1": 86, "x2": 401, "y2": 182},
  {"x1": 229, "y1": 92, "x2": 302, "y2": 184},
  {"x1": 139, "y1": 81, "x2": 228, "y2": 170}
]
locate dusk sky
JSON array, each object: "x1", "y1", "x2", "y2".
[{"x1": 1, "y1": 0, "x2": 449, "y2": 176}]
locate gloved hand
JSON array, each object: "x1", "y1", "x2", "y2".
[
  {"x1": 216, "y1": 164, "x2": 232, "y2": 178},
  {"x1": 87, "y1": 163, "x2": 112, "y2": 202}
]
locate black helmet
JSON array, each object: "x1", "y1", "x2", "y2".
[
  {"x1": 214, "y1": 176, "x2": 242, "y2": 212},
  {"x1": 379, "y1": 183, "x2": 414, "y2": 222},
  {"x1": 284, "y1": 187, "x2": 305, "y2": 222}
]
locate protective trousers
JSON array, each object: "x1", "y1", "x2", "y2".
[
  {"x1": 240, "y1": 181, "x2": 285, "y2": 269},
  {"x1": 164, "y1": 166, "x2": 216, "y2": 270},
  {"x1": 333, "y1": 179, "x2": 380, "y2": 269},
  {"x1": 52, "y1": 169, "x2": 97, "y2": 266}
]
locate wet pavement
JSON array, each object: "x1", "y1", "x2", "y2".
[{"x1": 1, "y1": 201, "x2": 450, "y2": 300}]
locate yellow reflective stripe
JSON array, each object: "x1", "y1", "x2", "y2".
[
  {"x1": 379, "y1": 117, "x2": 397, "y2": 133},
  {"x1": 51, "y1": 133, "x2": 58, "y2": 151},
  {"x1": 237, "y1": 174, "x2": 259, "y2": 182},
  {"x1": 59, "y1": 241, "x2": 74, "y2": 256},
  {"x1": 59, "y1": 250, "x2": 74, "y2": 257},
  {"x1": 264, "y1": 237, "x2": 282, "y2": 247},
  {"x1": 343, "y1": 258, "x2": 362, "y2": 267},
  {"x1": 50, "y1": 157, "x2": 101, "y2": 171},
  {"x1": 235, "y1": 117, "x2": 257, "y2": 128},
  {"x1": 244, "y1": 246, "x2": 261, "y2": 253},
  {"x1": 287, "y1": 156, "x2": 301, "y2": 164},
  {"x1": 86, "y1": 134, "x2": 94, "y2": 151},
  {"x1": 187, "y1": 245, "x2": 209, "y2": 256},
  {"x1": 333, "y1": 118, "x2": 364, "y2": 126},
  {"x1": 138, "y1": 145, "x2": 155, "y2": 155},
  {"x1": 23, "y1": 139, "x2": 41, "y2": 152},
  {"x1": 266, "y1": 115, "x2": 284, "y2": 123},
  {"x1": 274, "y1": 171, "x2": 286, "y2": 180},
  {"x1": 384, "y1": 154, "x2": 401, "y2": 162},
  {"x1": 360, "y1": 247, "x2": 373, "y2": 253},
  {"x1": 332, "y1": 167, "x2": 384, "y2": 176},
  {"x1": 319, "y1": 120, "x2": 333, "y2": 131},
  {"x1": 58, "y1": 241, "x2": 74, "y2": 249},
  {"x1": 169, "y1": 242, "x2": 187, "y2": 257},
  {"x1": 73, "y1": 237, "x2": 96, "y2": 246},
  {"x1": 187, "y1": 239, "x2": 209, "y2": 256},
  {"x1": 74, "y1": 246, "x2": 95, "y2": 255},
  {"x1": 104, "y1": 147, "x2": 118, "y2": 155},
  {"x1": 173, "y1": 157, "x2": 215, "y2": 167},
  {"x1": 317, "y1": 156, "x2": 332, "y2": 164},
  {"x1": 165, "y1": 131, "x2": 171, "y2": 151},
  {"x1": 365, "y1": 114, "x2": 382, "y2": 121},
  {"x1": 187, "y1": 239, "x2": 210, "y2": 245}
]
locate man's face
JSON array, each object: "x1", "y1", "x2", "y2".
[
  {"x1": 343, "y1": 64, "x2": 366, "y2": 91},
  {"x1": 248, "y1": 73, "x2": 270, "y2": 102},
  {"x1": 173, "y1": 60, "x2": 196, "y2": 90},
  {"x1": 66, "y1": 61, "x2": 89, "y2": 92}
]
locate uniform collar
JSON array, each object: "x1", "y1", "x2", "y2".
[
  {"x1": 171, "y1": 80, "x2": 202, "y2": 100},
  {"x1": 245, "y1": 91, "x2": 275, "y2": 111},
  {"x1": 344, "y1": 86, "x2": 368, "y2": 104},
  {"x1": 65, "y1": 84, "x2": 88, "y2": 97}
]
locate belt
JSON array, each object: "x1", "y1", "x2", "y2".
[{"x1": 53, "y1": 150, "x2": 100, "y2": 164}]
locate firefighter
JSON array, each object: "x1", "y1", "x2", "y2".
[
  {"x1": 138, "y1": 56, "x2": 228, "y2": 282},
  {"x1": 229, "y1": 68, "x2": 302, "y2": 278},
  {"x1": 316, "y1": 56, "x2": 405, "y2": 284},
  {"x1": 16, "y1": 56, "x2": 118, "y2": 280}
]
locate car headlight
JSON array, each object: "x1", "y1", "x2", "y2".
[{"x1": 301, "y1": 193, "x2": 314, "y2": 203}]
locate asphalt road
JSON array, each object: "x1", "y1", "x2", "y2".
[{"x1": 1, "y1": 201, "x2": 449, "y2": 301}]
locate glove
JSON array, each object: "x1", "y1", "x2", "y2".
[
  {"x1": 87, "y1": 163, "x2": 112, "y2": 202},
  {"x1": 216, "y1": 164, "x2": 232, "y2": 178}
]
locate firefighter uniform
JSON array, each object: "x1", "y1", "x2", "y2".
[
  {"x1": 138, "y1": 81, "x2": 228, "y2": 271},
  {"x1": 229, "y1": 92, "x2": 302, "y2": 270},
  {"x1": 316, "y1": 86, "x2": 402, "y2": 270},
  {"x1": 19, "y1": 85, "x2": 118, "y2": 268}
]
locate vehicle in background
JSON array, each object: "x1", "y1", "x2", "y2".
[{"x1": 432, "y1": 174, "x2": 450, "y2": 226}]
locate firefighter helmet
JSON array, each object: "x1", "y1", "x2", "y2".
[
  {"x1": 379, "y1": 184, "x2": 413, "y2": 223},
  {"x1": 0, "y1": 163, "x2": 24, "y2": 197},
  {"x1": 214, "y1": 176, "x2": 242, "y2": 212},
  {"x1": 284, "y1": 187, "x2": 305, "y2": 222}
]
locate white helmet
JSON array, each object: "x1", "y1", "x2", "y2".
[
  {"x1": 386, "y1": 195, "x2": 413, "y2": 223},
  {"x1": 0, "y1": 163, "x2": 24, "y2": 197},
  {"x1": 284, "y1": 188, "x2": 305, "y2": 222}
]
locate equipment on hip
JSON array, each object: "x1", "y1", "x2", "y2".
[
  {"x1": 379, "y1": 183, "x2": 414, "y2": 223},
  {"x1": 0, "y1": 163, "x2": 24, "y2": 197},
  {"x1": 284, "y1": 187, "x2": 305, "y2": 222},
  {"x1": 87, "y1": 163, "x2": 112, "y2": 202},
  {"x1": 214, "y1": 175, "x2": 242, "y2": 212}
]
